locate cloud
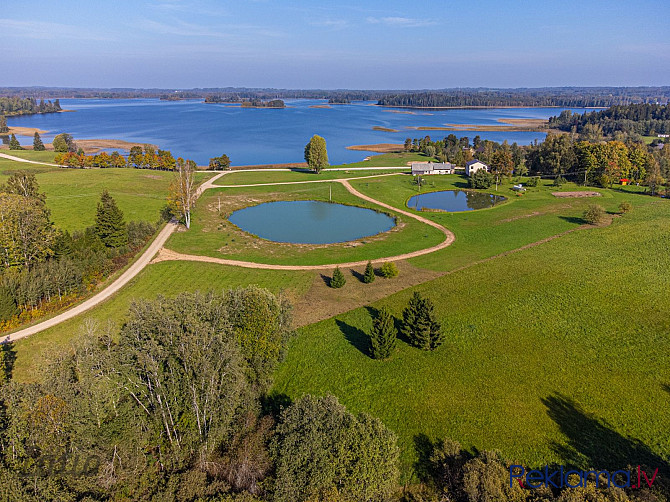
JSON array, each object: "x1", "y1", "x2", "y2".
[
  {"x1": 137, "y1": 19, "x2": 284, "y2": 40},
  {"x1": 0, "y1": 18, "x2": 112, "y2": 41},
  {"x1": 309, "y1": 19, "x2": 349, "y2": 30},
  {"x1": 366, "y1": 16, "x2": 437, "y2": 28}
]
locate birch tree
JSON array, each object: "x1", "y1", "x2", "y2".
[{"x1": 168, "y1": 158, "x2": 198, "y2": 229}]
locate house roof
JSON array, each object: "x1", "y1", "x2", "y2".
[{"x1": 466, "y1": 159, "x2": 486, "y2": 167}]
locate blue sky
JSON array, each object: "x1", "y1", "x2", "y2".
[{"x1": 2, "y1": 0, "x2": 669, "y2": 89}]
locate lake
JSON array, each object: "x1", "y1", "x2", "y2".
[
  {"x1": 7, "y1": 99, "x2": 593, "y2": 165},
  {"x1": 228, "y1": 200, "x2": 396, "y2": 244},
  {"x1": 407, "y1": 190, "x2": 506, "y2": 212}
]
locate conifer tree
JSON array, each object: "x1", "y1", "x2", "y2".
[
  {"x1": 8, "y1": 134, "x2": 22, "y2": 150},
  {"x1": 33, "y1": 131, "x2": 45, "y2": 151},
  {"x1": 330, "y1": 266, "x2": 346, "y2": 288},
  {"x1": 0, "y1": 115, "x2": 8, "y2": 133},
  {"x1": 370, "y1": 307, "x2": 397, "y2": 359},
  {"x1": 402, "y1": 292, "x2": 443, "y2": 350},
  {"x1": 363, "y1": 261, "x2": 375, "y2": 283},
  {"x1": 94, "y1": 190, "x2": 127, "y2": 247}
]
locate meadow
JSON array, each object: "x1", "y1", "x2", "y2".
[{"x1": 273, "y1": 200, "x2": 670, "y2": 479}]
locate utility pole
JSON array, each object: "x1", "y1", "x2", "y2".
[{"x1": 329, "y1": 183, "x2": 332, "y2": 202}]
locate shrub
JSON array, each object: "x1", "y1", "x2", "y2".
[
  {"x1": 468, "y1": 170, "x2": 494, "y2": 189},
  {"x1": 552, "y1": 175, "x2": 566, "y2": 187},
  {"x1": 370, "y1": 307, "x2": 396, "y2": 359},
  {"x1": 525, "y1": 176, "x2": 540, "y2": 187},
  {"x1": 363, "y1": 261, "x2": 375, "y2": 284},
  {"x1": 583, "y1": 204, "x2": 606, "y2": 225},
  {"x1": 619, "y1": 201, "x2": 632, "y2": 214},
  {"x1": 380, "y1": 262, "x2": 399, "y2": 278},
  {"x1": 330, "y1": 267, "x2": 346, "y2": 288}
]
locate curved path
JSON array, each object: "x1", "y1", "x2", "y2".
[
  {"x1": 0, "y1": 152, "x2": 61, "y2": 167},
  {"x1": 153, "y1": 178, "x2": 455, "y2": 270},
  {"x1": 5, "y1": 172, "x2": 228, "y2": 342}
]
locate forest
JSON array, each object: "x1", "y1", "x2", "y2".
[
  {"x1": 0, "y1": 97, "x2": 61, "y2": 116},
  {"x1": 377, "y1": 87, "x2": 670, "y2": 108},
  {"x1": 548, "y1": 103, "x2": 670, "y2": 136}
]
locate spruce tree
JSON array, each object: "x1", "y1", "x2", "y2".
[
  {"x1": 363, "y1": 261, "x2": 375, "y2": 283},
  {"x1": 8, "y1": 134, "x2": 22, "y2": 150},
  {"x1": 94, "y1": 190, "x2": 128, "y2": 247},
  {"x1": 0, "y1": 115, "x2": 8, "y2": 133},
  {"x1": 33, "y1": 131, "x2": 45, "y2": 151},
  {"x1": 370, "y1": 307, "x2": 397, "y2": 359},
  {"x1": 330, "y1": 266, "x2": 346, "y2": 288},
  {"x1": 402, "y1": 292, "x2": 443, "y2": 350}
]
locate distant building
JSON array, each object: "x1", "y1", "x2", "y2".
[
  {"x1": 465, "y1": 159, "x2": 489, "y2": 176},
  {"x1": 658, "y1": 134, "x2": 669, "y2": 138},
  {"x1": 411, "y1": 162, "x2": 454, "y2": 175}
]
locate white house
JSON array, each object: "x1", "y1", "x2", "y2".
[
  {"x1": 465, "y1": 159, "x2": 489, "y2": 176},
  {"x1": 411, "y1": 162, "x2": 454, "y2": 175}
]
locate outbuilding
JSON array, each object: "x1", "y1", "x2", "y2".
[{"x1": 411, "y1": 162, "x2": 454, "y2": 175}]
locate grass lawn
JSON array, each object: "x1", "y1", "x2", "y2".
[
  {"x1": 273, "y1": 200, "x2": 670, "y2": 480},
  {"x1": 0, "y1": 151, "x2": 214, "y2": 231},
  {"x1": 11, "y1": 260, "x2": 313, "y2": 382},
  {"x1": 165, "y1": 180, "x2": 446, "y2": 266}
]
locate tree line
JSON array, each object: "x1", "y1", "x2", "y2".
[
  {"x1": 0, "y1": 172, "x2": 157, "y2": 330},
  {"x1": 377, "y1": 88, "x2": 670, "y2": 108},
  {"x1": 0, "y1": 97, "x2": 61, "y2": 117},
  {"x1": 548, "y1": 104, "x2": 670, "y2": 137}
]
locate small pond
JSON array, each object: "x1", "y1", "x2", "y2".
[
  {"x1": 407, "y1": 190, "x2": 506, "y2": 212},
  {"x1": 228, "y1": 200, "x2": 396, "y2": 244}
]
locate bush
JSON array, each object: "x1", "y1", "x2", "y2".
[
  {"x1": 330, "y1": 267, "x2": 346, "y2": 288},
  {"x1": 619, "y1": 201, "x2": 632, "y2": 214},
  {"x1": 525, "y1": 176, "x2": 540, "y2": 187},
  {"x1": 363, "y1": 261, "x2": 375, "y2": 284},
  {"x1": 468, "y1": 170, "x2": 494, "y2": 189},
  {"x1": 380, "y1": 262, "x2": 399, "y2": 278},
  {"x1": 583, "y1": 204, "x2": 606, "y2": 225},
  {"x1": 552, "y1": 175, "x2": 566, "y2": 187}
]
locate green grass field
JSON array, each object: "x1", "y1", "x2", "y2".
[
  {"x1": 217, "y1": 168, "x2": 409, "y2": 186},
  {"x1": 0, "y1": 151, "x2": 213, "y2": 231},
  {"x1": 273, "y1": 200, "x2": 670, "y2": 479}
]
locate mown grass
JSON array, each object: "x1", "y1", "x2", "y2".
[
  {"x1": 11, "y1": 260, "x2": 313, "y2": 382},
  {"x1": 273, "y1": 200, "x2": 670, "y2": 479},
  {"x1": 165, "y1": 180, "x2": 446, "y2": 266},
  {"x1": 0, "y1": 151, "x2": 213, "y2": 231}
]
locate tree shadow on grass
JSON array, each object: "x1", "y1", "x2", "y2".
[
  {"x1": 558, "y1": 215, "x2": 586, "y2": 225},
  {"x1": 319, "y1": 273, "x2": 331, "y2": 287},
  {"x1": 0, "y1": 340, "x2": 17, "y2": 381},
  {"x1": 542, "y1": 393, "x2": 669, "y2": 475},
  {"x1": 261, "y1": 391, "x2": 292, "y2": 419},
  {"x1": 350, "y1": 268, "x2": 365, "y2": 283},
  {"x1": 335, "y1": 319, "x2": 369, "y2": 357}
]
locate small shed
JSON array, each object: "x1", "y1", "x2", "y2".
[{"x1": 411, "y1": 162, "x2": 454, "y2": 175}]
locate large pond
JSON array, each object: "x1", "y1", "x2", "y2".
[
  {"x1": 407, "y1": 190, "x2": 506, "y2": 212},
  {"x1": 228, "y1": 200, "x2": 396, "y2": 244}
]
